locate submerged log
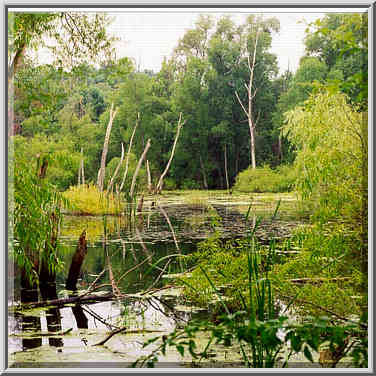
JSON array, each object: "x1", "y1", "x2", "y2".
[{"x1": 66, "y1": 230, "x2": 88, "y2": 291}]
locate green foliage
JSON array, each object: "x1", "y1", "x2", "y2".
[
  {"x1": 134, "y1": 214, "x2": 367, "y2": 368},
  {"x1": 271, "y1": 223, "x2": 364, "y2": 318},
  {"x1": 305, "y1": 13, "x2": 367, "y2": 108},
  {"x1": 282, "y1": 90, "x2": 366, "y2": 224},
  {"x1": 62, "y1": 183, "x2": 121, "y2": 215},
  {"x1": 13, "y1": 134, "x2": 81, "y2": 191},
  {"x1": 234, "y1": 165, "x2": 296, "y2": 193},
  {"x1": 12, "y1": 157, "x2": 68, "y2": 286}
]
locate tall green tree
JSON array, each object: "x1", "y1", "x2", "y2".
[{"x1": 305, "y1": 13, "x2": 367, "y2": 107}]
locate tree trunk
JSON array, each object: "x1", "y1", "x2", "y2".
[
  {"x1": 224, "y1": 143, "x2": 229, "y2": 191},
  {"x1": 250, "y1": 123, "x2": 256, "y2": 169},
  {"x1": 66, "y1": 230, "x2": 88, "y2": 291},
  {"x1": 146, "y1": 160, "x2": 152, "y2": 193},
  {"x1": 8, "y1": 43, "x2": 26, "y2": 82},
  {"x1": 119, "y1": 113, "x2": 140, "y2": 192},
  {"x1": 235, "y1": 26, "x2": 261, "y2": 170},
  {"x1": 130, "y1": 139, "x2": 151, "y2": 198},
  {"x1": 97, "y1": 103, "x2": 118, "y2": 192},
  {"x1": 80, "y1": 147, "x2": 85, "y2": 185},
  {"x1": 155, "y1": 113, "x2": 185, "y2": 194},
  {"x1": 72, "y1": 304, "x2": 88, "y2": 329}
]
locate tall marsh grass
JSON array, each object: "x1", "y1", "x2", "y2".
[{"x1": 63, "y1": 183, "x2": 121, "y2": 215}]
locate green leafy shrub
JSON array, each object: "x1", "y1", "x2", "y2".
[
  {"x1": 233, "y1": 165, "x2": 296, "y2": 193},
  {"x1": 13, "y1": 157, "x2": 68, "y2": 286},
  {"x1": 271, "y1": 223, "x2": 364, "y2": 318},
  {"x1": 282, "y1": 90, "x2": 366, "y2": 224}
]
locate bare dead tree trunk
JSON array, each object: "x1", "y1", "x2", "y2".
[
  {"x1": 224, "y1": 143, "x2": 229, "y2": 192},
  {"x1": 66, "y1": 230, "x2": 88, "y2": 291},
  {"x1": 155, "y1": 113, "x2": 185, "y2": 194},
  {"x1": 80, "y1": 147, "x2": 85, "y2": 185},
  {"x1": 97, "y1": 103, "x2": 118, "y2": 191},
  {"x1": 146, "y1": 160, "x2": 152, "y2": 193},
  {"x1": 130, "y1": 139, "x2": 151, "y2": 198},
  {"x1": 235, "y1": 26, "x2": 261, "y2": 169},
  {"x1": 107, "y1": 143, "x2": 124, "y2": 194},
  {"x1": 119, "y1": 113, "x2": 140, "y2": 192}
]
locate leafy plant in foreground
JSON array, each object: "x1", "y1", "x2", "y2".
[{"x1": 132, "y1": 202, "x2": 367, "y2": 368}]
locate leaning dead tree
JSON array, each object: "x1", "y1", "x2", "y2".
[
  {"x1": 97, "y1": 103, "x2": 118, "y2": 191},
  {"x1": 235, "y1": 25, "x2": 261, "y2": 170},
  {"x1": 119, "y1": 113, "x2": 140, "y2": 192},
  {"x1": 107, "y1": 143, "x2": 124, "y2": 194},
  {"x1": 129, "y1": 139, "x2": 151, "y2": 198},
  {"x1": 155, "y1": 113, "x2": 185, "y2": 194}
]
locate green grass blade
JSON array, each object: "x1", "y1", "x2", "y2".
[{"x1": 199, "y1": 265, "x2": 230, "y2": 315}]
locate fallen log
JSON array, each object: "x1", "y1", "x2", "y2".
[{"x1": 14, "y1": 292, "x2": 115, "y2": 310}]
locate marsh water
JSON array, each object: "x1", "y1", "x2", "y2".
[{"x1": 9, "y1": 191, "x2": 305, "y2": 368}]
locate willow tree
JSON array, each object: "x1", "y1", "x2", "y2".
[{"x1": 282, "y1": 90, "x2": 367, "y2": 293}]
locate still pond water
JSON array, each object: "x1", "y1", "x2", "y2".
[{"x1": 9, "y1": 191, "x2": 304, "y2": 368}]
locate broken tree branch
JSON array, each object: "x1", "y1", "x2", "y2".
[{"x1": 15, "y1": 293, "x2": 115, "y2": 309}]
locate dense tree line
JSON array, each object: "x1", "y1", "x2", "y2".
[{"x1": 10, "y1": 13, "x2": 367, "y2": 193}]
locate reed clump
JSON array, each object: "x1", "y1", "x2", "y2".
[{"x1": 63, "y1": 183, "x2": 121, "y2": 215}]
